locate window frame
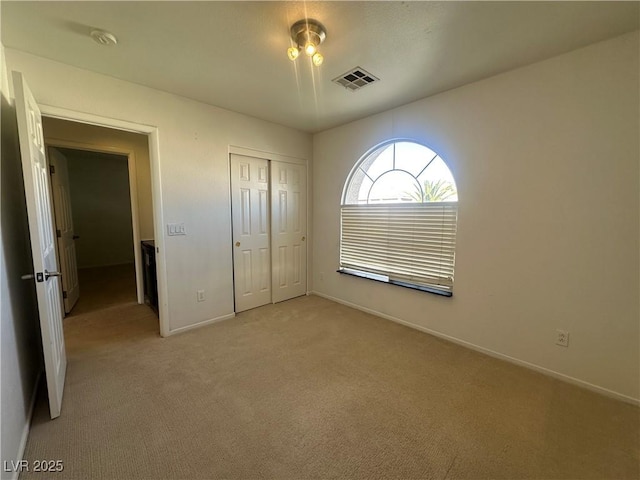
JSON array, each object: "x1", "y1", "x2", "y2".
[{"x1": 339, "y1": 139, "x2": 458, "y2": 297}]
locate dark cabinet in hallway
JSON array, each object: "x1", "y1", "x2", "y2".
[{"x1": 141, "y1": 240, "x2": 158, "y2": 314}]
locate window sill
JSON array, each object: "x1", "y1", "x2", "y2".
[{"x1": 337, "y1": 269, "x2": 453, "y2": 297}]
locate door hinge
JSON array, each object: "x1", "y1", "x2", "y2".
[
  {"x1": 62, "y1": 291, "x2": 67, "y2": 299},
  {"x1": 49, "y1": 165, "x2": 55, "y2": 174},
  {"x1": 56, "y1": 229, "x2": 61, "y2": 238}
]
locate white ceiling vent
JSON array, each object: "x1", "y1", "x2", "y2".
[{"x1": 332, "y1": 67, "x2": 379, "y2": 91}]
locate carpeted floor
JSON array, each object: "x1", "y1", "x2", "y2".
[
  {"x1": 21, "y1": 292, "x2": 639, "y2": 479},
  {"x1": 67, "y1": 264, "x2": 137, "y2": 317}
]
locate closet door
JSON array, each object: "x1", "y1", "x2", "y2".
[
  {"x1": 271, "y1": 161, "x2": 307, "y2": 303},
  {"x1": 230, "y1": 154, "x2": 271, "y2": 312}
]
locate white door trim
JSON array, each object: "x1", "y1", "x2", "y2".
[
  {"x1": 45, "y1": 140, "x2": 144, "y2": 306},
  {"x1": 39, "y1": 104, "x2": 170, "y2": 337}
]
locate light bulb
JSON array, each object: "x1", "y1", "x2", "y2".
[
  {"x1": 287, "y1": 46, "x2": 299, "y2": 61},
  {"x1": 304, "y1": 42, "x2": 317, "y2": 56},
  {"x1": 312, "y1": 52, "x2": 324, "y2": 66}
]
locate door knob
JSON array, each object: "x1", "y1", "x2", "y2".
[
  {"x1": 73, "y1": 235, "x2": 80, "y2": 240},
  {"x1": 35, "y1": 271, "x2": 62, "y2": 282},
  {"x1": 235, "y1": 241, "x2": 240, "y2": 247},
  {"x1": 301, "y1": 236, "x2": 306, "y2": 241},
  {"x1": 21, "y1": 274, "x2": 35, "y2": 280}
]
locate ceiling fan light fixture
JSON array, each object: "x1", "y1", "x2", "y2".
[{"x1": 287, "y1": 18, "x2": 326, "y2": 66}]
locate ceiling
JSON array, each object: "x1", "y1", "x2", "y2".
[{"x1": 2, "y1": 1, "x2": 638, "y2": 133}]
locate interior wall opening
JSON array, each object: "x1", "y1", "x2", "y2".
[{"x1": 42, "y1": 116, "x2": 159, "y2": 335}]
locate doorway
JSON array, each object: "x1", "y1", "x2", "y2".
[
  {"x1": 48, "y1": 146, "x2": 139, "y2": 316},
  {"x1": 230, "y1": 152, "x2": 307, "y2": 312},
  {"x1": 13, "y1": 71, "x2": 167, "y2": 419},
  {"x1": 42, "y1": 117, "x2": 159, "y2": 327}
]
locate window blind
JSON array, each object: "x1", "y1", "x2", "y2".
[{"x1": 340, "y1": 202, "x2": 458, "y2": 293}]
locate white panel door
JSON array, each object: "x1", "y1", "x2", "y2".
[
  {"x1": 13, "y1": 71, "x2": 67, "y2": 419},
  {"x1": 230, "y1": 154, "x2": 271, "y2": 312},
  {"x1": 271, "y1": 161, "x2": 307, "y2": 303},
  {"x1": 48, "y1": 148, "x2": 80, "y2": 313}
]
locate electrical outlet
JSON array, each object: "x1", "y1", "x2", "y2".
[
  {"x1": 197, "y1": 290, "x2": 205, "y2": 302},
  {"x1": 556, "y1": 329, "x2": 569, "y2": 347}
]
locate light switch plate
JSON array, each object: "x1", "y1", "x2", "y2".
[{"x1": 167, "y1": 223, "x2": 186, "y2": 236}]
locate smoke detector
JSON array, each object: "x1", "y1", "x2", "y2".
[{"x1": 90, "y1": 30, "x2": 118, "y2": 46}]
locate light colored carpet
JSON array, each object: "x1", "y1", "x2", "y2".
[
  {"x1": 68, "y1": 264, "x2": 137, "y2": 317},
  {"x1": 21, "y1": 294, "x2": 639, "y2": 479}
]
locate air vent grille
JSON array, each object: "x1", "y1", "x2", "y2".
[{"x1": 332, "y1": 67, "x2": 379, "y2": 91}]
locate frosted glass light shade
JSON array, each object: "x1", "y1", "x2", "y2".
[
  {"x1": 304, "y1": 42, "x2": 317, "y2": 56},
  {"x1": 287, "y1": 47, "x2": 300, "y2": 61},
  {"x1": 312, "y1": 52, "x2": 324, "y2": 66}
]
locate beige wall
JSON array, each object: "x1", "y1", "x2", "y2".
[
  {"x1": 5, "y1": 47, "x2": 313, "y2": 334},
  {"x1": 312, "y1": 32, "x2": 640, "y2": 402},
  {"x1": 57, "y1": 148, "x2": 135, "y2": 268},
  {"x1": 43, "y1": 118, "x2": 154, "y2": 241}
]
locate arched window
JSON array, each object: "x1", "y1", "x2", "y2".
[{"x1": 340, "y1": 141, "x2": 458, "y2": 296}]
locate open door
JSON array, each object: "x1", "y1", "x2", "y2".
[
  {"x1": 48, "y1": 147, "x2": 80, "y2": 313},
  {"x1": 13, "y1": 71, "x2": 67, "y2": 419}
]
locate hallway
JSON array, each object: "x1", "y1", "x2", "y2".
[
  {"x1": 63, "y1": 263, "x2": 157, "y2": 349},
  {"x1": 68, "y1": 264, "x2": 137, "y2": 317}
]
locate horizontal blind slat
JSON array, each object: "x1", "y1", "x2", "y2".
[{"x1": 340, "y1": 203, "x2": 458, "y2": 292}]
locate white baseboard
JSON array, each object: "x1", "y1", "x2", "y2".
[
  {"x1": 9, "y1": 371, "x2": 42, "y2": 480},
  {"x1": 166, "y1": 312, "x2": 235, "y2": 336},
  {"x1": 310, "y1": 291, "x2": 640, "y2": 406}
]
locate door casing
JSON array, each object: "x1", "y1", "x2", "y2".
[{"x1": 39, "y1": 104, "x2": 169, "y2": 337}]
